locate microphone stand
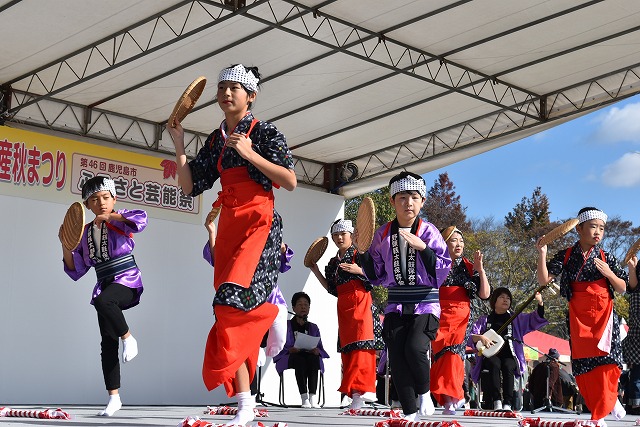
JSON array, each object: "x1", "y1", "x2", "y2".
[{"x1": 506, "y1": 336, "x2": 576, "y2": 414}]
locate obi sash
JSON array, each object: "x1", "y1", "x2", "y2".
[
  {"x1": 336, "y1": 279, "x2": 374, "y2": 348},
  {"x1": 212, "y1": 167, "x2": 274, "y2": 290},
  {"x1": 387, "y1": 286, "x2": 439, "y2": 304},
  {"x1": 432, "y1": 285, "x2": 470, "y2": 352},
  {"x1": 569, "y1": 277, "x2": 613, "y2": 359},
  {"x1": 95, "y1": 254, "x2": 137, "y2": 282}
]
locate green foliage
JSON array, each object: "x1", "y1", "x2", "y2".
[{"x1": 344, "y1": 186, "x2": 396, "y2": 226}]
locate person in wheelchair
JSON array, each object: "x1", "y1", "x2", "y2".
[{"x1": 470, "y1": 287, "x2": 547, "y2": 411}]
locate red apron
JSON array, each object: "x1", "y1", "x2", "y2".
[
  {"x1": 212, "y1": 167, "x2": 274, "y2": 290},
  {"x1": 336, "y1": 279, "x2": 375, "y2": 347},
  {"x1": 335, "y1": 278, "x2": 376, "y2": 395},
  {"x1": 202, "y1": 142, "x2": 279, "y2": 396},
  {"x1": 569, "y1": 273, "x2": 620, "y2": 419},
  {"x1": 568, "y1": 278, "x2": 612, "y2": 359},
  {"x1": 430, "y1": 285, "x2": 470, "y2": 404}
]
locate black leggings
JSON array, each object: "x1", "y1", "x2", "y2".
[
  {"x1": 383, "y1": 313, "x2": 439, "y2": 415},
  {"x1": 483, "y1": 352, "x2": 517, "y2": 406},
  {"x1": 94, "y1": 281, "x2": 136, "y2": 391},
  {"x1": 288, "y1": 352, "x2": 321, "y2": 395}
]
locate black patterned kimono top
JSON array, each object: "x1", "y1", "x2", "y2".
[{"x1": 187, "y1": 112, "x2": 294, "y2": 311}]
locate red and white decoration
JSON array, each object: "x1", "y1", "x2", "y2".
[
  {"x1": 464, "y1": 409, "x2": 523, "y2": 419},
  {"x1": 519, "y1": 419, "x2": 607, "y2": 427},
  {"x1": 178, "y1": 416, "x2": 287, "y2": 427},
  {"x1": 0, "y1": 407, "x2": 71, "y2": 420},
  {"x1": 204, "y1": 406, "x2": 268, "y2": 417},
  {"x1": 373, "y1": 419, "x2": 463, "y2": 427},
  {"x1": 340, "y1": 408, "x2": 403, "y2": 417}
]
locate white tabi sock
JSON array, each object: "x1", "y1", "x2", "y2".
[
  {"x1": 265, "y1": 305, "x2": 288, "y2": 357},
  {"x1": 122, "y1": 335, "x2": 138, "y2": 363},
  {"x1": 418, "y1": 391, "x2": 435, "y2": 416},
  {"x1": 97, "y1": 394, "x2": 122, "y2": 416},
  {"x1": 403, "y1": 412, "x2": 418, "y2": 421},
  {"x1": 350, "y1": 392, "x2": 364, "y2": 410},
  {"x1": 225, "y1": 391, "x2": 254, "y2": 426},
  {"x1": 611, "y1": 399, "x2": 626, "y2": 420}
]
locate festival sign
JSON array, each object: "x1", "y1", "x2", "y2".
[{"x1": 0, "y1": 126, "x2": 201, "y2": 224}]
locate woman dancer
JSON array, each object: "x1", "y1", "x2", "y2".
[
  {"x1": 431, "y1": 226, "x2": 490, "y2": 414},
  {"x1": 168, "y1": 64, "x2": 296, "y2": 426}
]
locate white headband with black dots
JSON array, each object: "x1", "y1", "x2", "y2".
[
  {"x1": 578, "y1": 209, "x2": 608, "y2": 224},
  {"x1": 331, "y1": 219, "x2": 354, "y2": 235},
  {"x1": 82, "y1": 178, "x2": 116, "y2": 201},
  {"x1": 218, "y1": 64, "x2": 259, "y2": 93},
  {"x1": 390, "y1": 175, "x2": 426, "y2": 198}
]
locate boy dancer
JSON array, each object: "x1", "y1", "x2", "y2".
[
  {"x1": 361, "y1": 171, "x2": 452, "y2": 421},
  {"x1": 537, "y1": 207, "x2": 628, "y2": 426},
  {"x1": 59, "y1": 176, "x2": 147, "y2": 416}
]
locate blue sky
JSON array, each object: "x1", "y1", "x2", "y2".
[{"x1": 423, "y1": 94, "x2": 640, "y2": 225}]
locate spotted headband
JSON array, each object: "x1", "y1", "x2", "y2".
[
  {"x1": 390, "y1": 175, "x2": 426, "y2": 198},
  {"x1": 82, "y1": 176, "x2": 116, "y2": 201},
  {"x1": 218, "y1": 64, "x2": 259, "y2": 93},
  {"x1": 577, "y1": 209, "x2": 608, "y2": 225},
  {"x1": 331, "y1": 219, "x2": 354, "y2": 235}
]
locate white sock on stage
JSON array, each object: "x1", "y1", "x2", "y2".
[
  {"x1": 122, "y1": 335, "x2": 138, "y2": 363},
  {"x1": 226, "y1": 391, "x2": 254, "y2": 426},
  {"x1": 403, "y1": 412, "x2": 418, "y2": 421},
  {"x1": 611, "y1": 399, "x2": 626, "y2": 420},
  {"x1": 265, "y1": 305, "x2": 288, "y2": 357},
  {"x1": 350, "y1": 392, "x2": 364, "y2": 410},
  {"x1": 97, "y1": 394, "x2": 122, "y2": 416},
  {"x1": 418, "y1": 391, "x2": 435, "y2": 416}
]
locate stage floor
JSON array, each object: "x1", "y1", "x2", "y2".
[{"x1": 0, "y1": 404, "x2": 634, "y2": 427}]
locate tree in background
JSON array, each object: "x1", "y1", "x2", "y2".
[
  {"x1": 504, "y1": 187, "x2": 552, "y2": 242},
  {"x1": 344, "y1": 186, "x2": 396, "y2": 228},
  {"x1": 421, "y1": 172, "x2": 470, "y2": 232}
]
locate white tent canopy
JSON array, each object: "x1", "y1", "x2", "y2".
[{"x1": 2, "y1": 0, "x2": 640, "y2": 197}]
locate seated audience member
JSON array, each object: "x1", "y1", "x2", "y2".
[
  {"x1": 527, "y1": 348, "x2": 564, "y2": 409},
  {"x1": 274, "y1": 292, "x2": 329, "y2": 408}
]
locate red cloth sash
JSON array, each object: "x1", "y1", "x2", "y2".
[
  {"x1": 336, "y1": 279, "x2": 375, "y2": 347},
  {"x1": 211, "y1": 167, "x2": 274, "y2": 290},
  {"x1": 430, "y1": 285, "x2": 470, "y2": 404},
  {"x1": 568, "y1": 278, "x2": 612, "y2": 359},
  {"x1": 202, "y1": 303, "x2": 278, "y2": 396}
]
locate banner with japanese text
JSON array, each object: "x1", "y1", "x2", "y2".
[{"x1": 0, "y1": 126, "x2": 201, "y2": 224}]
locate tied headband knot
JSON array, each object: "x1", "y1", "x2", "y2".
[
  {"x1": 331, "y1": 219, "x2": 354, "y2": 234},
  {"x1": 218, "y1": 64, "x2": 259, "y2": 93},
  {"x1": 577, "y1": 209, "x2": 608, "y2": 224},
  {"x1": 390, "y1": 175, "x2": 426, "y2": 198}
]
